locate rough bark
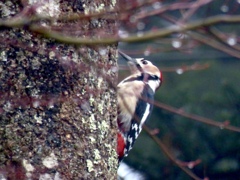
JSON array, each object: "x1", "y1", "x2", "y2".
[{"x1": 0, "y1": 0, "x2": 118, "y2": 179}]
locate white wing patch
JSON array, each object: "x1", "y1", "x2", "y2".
[
  {"x1": 140, "y1": 103, "x2": 151, "y2": 127},
  {"x1": 132, "y1": 123, "x2": 138, "y2": 131},
  {"x1": 132, "y1": 124, "x2": 140, "y2": 147},
  {"x1": 126, "y1": 136, "x2": 133, "y2": 153}
]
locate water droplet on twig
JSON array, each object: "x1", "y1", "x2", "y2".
[
  {"x1": 176, "y1": 69, "x2": 183, "y2": 74},
  {"x1": 220, "y1": 5, "x2": 229, "y2": 12},
  {"x1": 227, "y1": 36, "x2": 237, "y2": 46},
  {"x1": 137, "y1": 22, "x2": 145, "y2": 31},
  {"x1": 137, "y1": 31, "x2": 144, "y2": 37},
  {"x1": 172, "y1": 39, "x2": 182, "y2": 48},
  {"x1": 118, "y1": 30, "x2": 129, "y2": 38},
  {"x1": 152, "y1": 2, "x2": 162, "y2": 9},
  {"x1": 144, "y1": 50, "x2": 150, "y2": 56}
]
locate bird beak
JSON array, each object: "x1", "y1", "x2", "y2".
[
  {"x1": 118, "y1": 51, "x2": 143, "y2": 73},
  {"x1": 118, "y1": 51, "x2": 137, "y2": 63}
]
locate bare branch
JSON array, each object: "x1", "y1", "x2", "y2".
[
  {"x1": 178, "y1": 0, "x2": 213, "y2": 24},
  {"x1": 142, "y1": 124, "x2": 203, "y2": 180},
  {"x1": 154, "y1": 101, "x2": 240, "y2": 133},
  {"x1": 136, "y1": 0, "x2": 212, "y2": 20},
  {"x1": 188, "y1": 31, "x2": 240, "y2": 58},
  {"x1": 161, "y1": 13, "x2": 240, "y2": 59},
  {"x1": 161, "y1": 63, "x2": 210, "y2": 73},
  {"x1": 207, "y1": 27, "x2": 240, "y2": 51},
  {"x1": 119, "y1": 63, "x2": 210, "y2": 72},
  {"x1": 1, "y1": 14, "x2": 240, "y2": 45}
]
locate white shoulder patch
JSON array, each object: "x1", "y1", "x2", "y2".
[
  {"x1": 140, "y1": 103, "x2": 151, "y2": 127},
  {"x1": 148, "y1": 79, "x2": 160, "y2": 92}
]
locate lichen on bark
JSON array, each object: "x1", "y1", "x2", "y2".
[{"x1": 0, "y1": 0, "x2": 118, "y2": 179}]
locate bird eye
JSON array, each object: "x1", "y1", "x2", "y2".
[{"x1": 141, "y1": 60, "x2": 148, "y2": 65}]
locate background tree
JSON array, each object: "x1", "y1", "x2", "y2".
[{"x1": 0, "y1": 0, "x2": 118, "y2": 179}]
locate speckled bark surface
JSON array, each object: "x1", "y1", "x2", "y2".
[{"x1": 0, "y1": 0, "x2": 118, "y2": 179}]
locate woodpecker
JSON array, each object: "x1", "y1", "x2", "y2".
[{"x1": 117, "y1": 51, "x2": 162, "y2": 162}]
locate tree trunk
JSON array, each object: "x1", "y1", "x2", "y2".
[{"x1": 0, "y1": 0, "x2": 118, "y2": 179}]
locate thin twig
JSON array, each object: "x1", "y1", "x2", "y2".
[
  {"x1": 178, "y1": 0, "x2": 212, "y2": 24},
  {"x1": 161, "y1": 13, "x2": 240, "y2": 59},
  {"x1": 27, "y1": 15, "x2": 240, "y2": 45},
  {"x1": 142, "y1": 125, "x2": 203, "y2": 180},
  {"x1": 154, "y1": 101, "x2": 240, "y2": 133},
  {"x1": 207, "y1": 27, "x2": 240, "y2": 51},
  {"x1": 135, "y1": 0, "x2": 211, "y2": 20},
  {"x1": 188, "y1": 31, "x2": 240, "y2": 58},
  {"x1": 119, "y1": 63, "x2": 210, "y2": 72}
]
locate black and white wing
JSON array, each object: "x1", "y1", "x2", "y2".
[{"x1": 124, "y1": 84, "x2": 154, "y2": 156}]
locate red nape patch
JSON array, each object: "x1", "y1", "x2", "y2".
[{"x1": 117, "y1": 132, "x2": 125, "y2": 159}]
